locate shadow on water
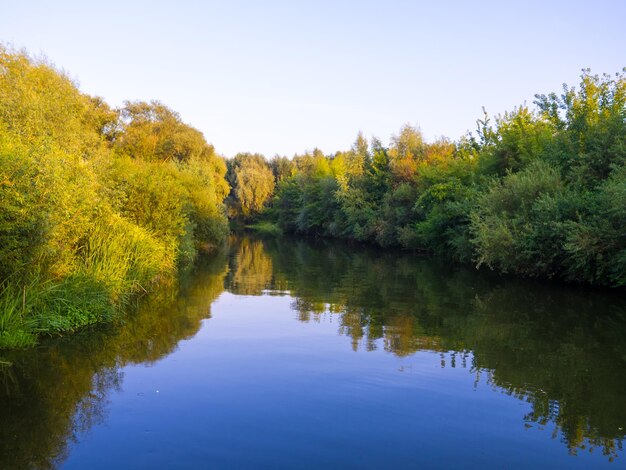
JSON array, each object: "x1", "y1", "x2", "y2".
[{"x1": 1, "y1": 234, "x2": 625, "y2": 467}]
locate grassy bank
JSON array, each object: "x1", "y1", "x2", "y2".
[{"x1": 246, "y1": 221, "x2": 282, "y2": 236}]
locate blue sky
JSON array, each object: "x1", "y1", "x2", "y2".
[{"x1": 2, "y1": 0, "x2": 625, "y2": 157}]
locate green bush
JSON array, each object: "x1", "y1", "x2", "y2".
[
  {"x1": 562, "y1": 165, "x2": 626, "y2": 285},
  {"x1": 0, "y1": 48, "x2": 230, "y2": 348},
  {"x1": 470, "y1": 161, "x2": 566, "y2": 276}
]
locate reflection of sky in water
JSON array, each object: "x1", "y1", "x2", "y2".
[
  {"x1": 62, "y1": 292, "x2": 624, "y2": 469},
  {"x1": 2, "y1": 236, "x2": 625, "y2": 469}
]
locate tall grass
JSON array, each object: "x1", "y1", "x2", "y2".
[
  {"x1": 79, "y1": 214, "x2": 175, "y2": 296},
  {"x1": 247, "y1": 221, "x2": 282, "y2": 236},
  {"x1": 0, "y1": 216, "x2": 178, "y2": 349},
  {"x1": 0, "y1": 279, "x2": 40, "y2": 348}
]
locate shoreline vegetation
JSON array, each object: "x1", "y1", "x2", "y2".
[
  {"x1": 0, "y1": 47, "x2": 229, "y2": 348},
  {"x1": 231, "y1": 71, "x2": 626, "y2": 289},
  {"x1": 0, "y1": 46, "x2": 624, "y2": 348}
]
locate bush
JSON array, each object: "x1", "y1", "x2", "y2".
[
  {"x1": 470, "y1": 161, "x2": 566, "y2": 277},
  {"x1": 0, "y1": 48, "x2": 230, "y2": 348},
  {"x1": 562, "y1": 165, "x2": 626, "y2": 286}
]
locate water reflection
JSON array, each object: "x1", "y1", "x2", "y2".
[
  {"x1": 0, "y1": 235, "x2": 625, "y2": 468},
  {"x1": 0, "y1": 252, "x2": 228, "y2": 469},
  {"x1": 227, "y1": 235, "x2": 626, "y2": 460}
]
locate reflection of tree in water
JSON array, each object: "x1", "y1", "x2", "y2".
[
  {"x1": 226, "y1": 236, "x2": 273, "y2": 295},
  {"x1": 1, "y1": 236, "x2": 625, "y2": 466},
  {"x1": 0, "y1": 250, "x2": 228, "y2": 469},
  {"x1": 243, "y1": 235, "x2": 626, "y2": 461}
]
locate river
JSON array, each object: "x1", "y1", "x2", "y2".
[{"x1": 1, "y1": 235, "x2": 625, "y2": 469}]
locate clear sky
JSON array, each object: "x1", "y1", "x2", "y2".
[{"x1": 1, "y1": 0, "x2": 625, "y2": 157}]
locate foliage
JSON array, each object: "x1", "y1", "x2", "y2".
[
  {"x1": 535, "y1": 69, "x2": 626, "y2": 187},
  {"x1": 262, "y1": 70, "x2": 626, "y2": 288},
  {"x1": 247, "y1": 221, "x2": 282, "y2": 236},
  {"x1": 470, "y1": 161, "x2": 567, "y2": 276},
  {"x1": 0, "y1": 47, "x2": 229, "y2": 348},
  {"x1": 562, "y1": 164, "x2": 626, "y2": 286},
  {"x1": 0, "y1": 45, "x2": 624, "y2": 352},
  {"x1": 114, "y1": 101, "x2": 217, "y2": 164},
  {"x1": 226, "y1": 153, "x2": 276, "y2": 220}
]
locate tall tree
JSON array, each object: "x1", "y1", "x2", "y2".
[
  {"x1": 115, "y1": 100, "x2": 217, "y2": 164},
  {"x1": 228, "y1": 153, "x2": 276, "y2": 219},
  {"x1": 388, "y1": 124, "x2": 425, "y2": 183}
]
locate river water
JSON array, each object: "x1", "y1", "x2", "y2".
[{"x1": 1, "y1": 235, "x2": 625, "y2": 469}]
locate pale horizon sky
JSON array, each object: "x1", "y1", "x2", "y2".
[{"x1": 2, "y1": 1, "x2": 625, "y2": 157}]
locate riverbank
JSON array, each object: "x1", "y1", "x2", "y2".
[
  {"x1": 228, "y1": 72, "x2": 626, "y2": 289},
  {"x1": 0, "y1": 47, "x2": 229, "y2": 349},
  {"x1": 1, "y1": 46, "x2": 624, "y2": 350}
]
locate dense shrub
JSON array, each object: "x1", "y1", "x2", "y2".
[
  {"x1": 266, "y1": 70, "x2": 626, "y2": 288},
  {"x1": 0, "y1": 48, "x2": 229, "y2": 348},
  {"x1": 470, "y1": 161, "x2": 566, "y2": 276}
]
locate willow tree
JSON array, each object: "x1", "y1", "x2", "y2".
[
  {"x1": 227, "y1": 153, "x2": 275, "y2": 219},
  {"x1": 115, "y1": 100, "x2": 216, "y2": 163}
]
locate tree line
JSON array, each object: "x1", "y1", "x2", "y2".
[
  {"x1": 0, "y1": 44, "x2": 624, "y2": 348},
  {"x1": 229, "y1": 70, "x2": 626, "y2": 290}
]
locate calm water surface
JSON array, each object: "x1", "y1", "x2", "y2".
[{"x1": 1, "y1": 235, "x2": 626, "y2": 469}]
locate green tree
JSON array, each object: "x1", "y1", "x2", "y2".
[
  {"x1": 535, "y1": 69, "x2": 626, "y2": 187},
  {"x1": 388, "y1": 124, "x2": 425, "y2": 183},
  {"x1": 227, "y1": 153, "x2": 276, "y2": 219},
  {"x1": 115, "y1": 101, "x2": 217, "y2": 164}
]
